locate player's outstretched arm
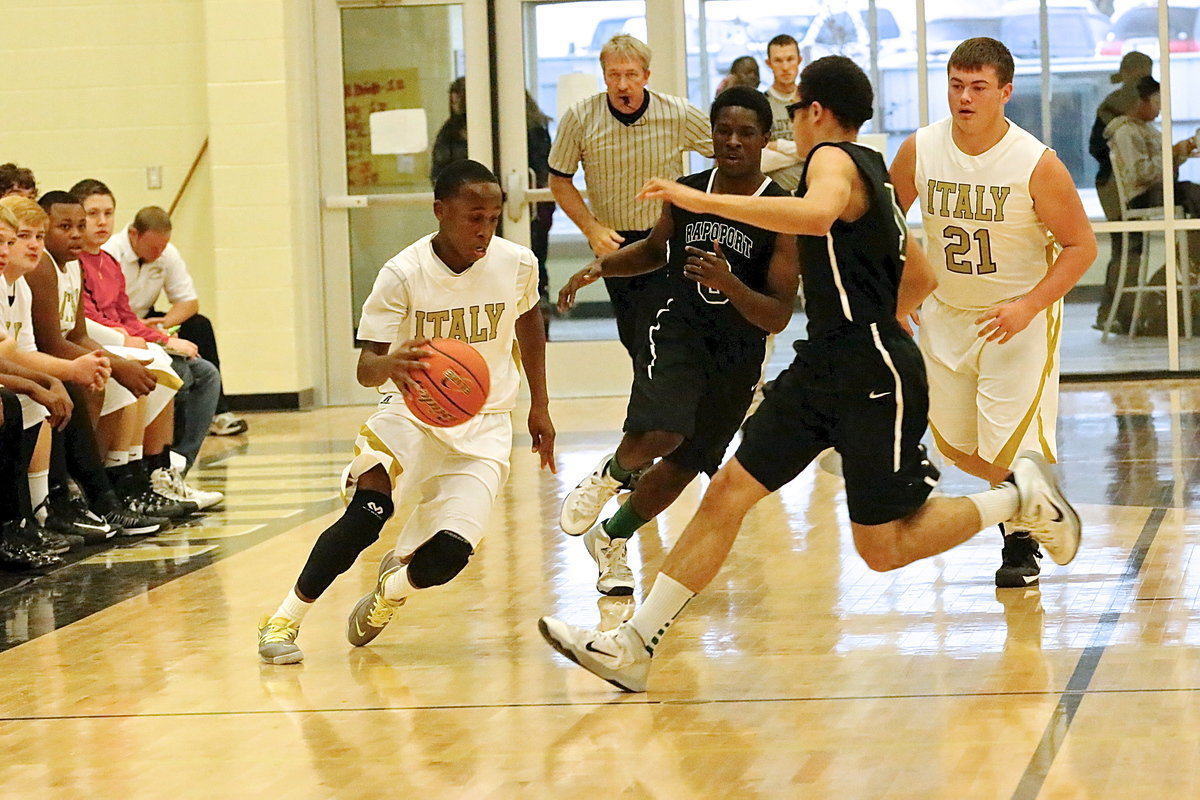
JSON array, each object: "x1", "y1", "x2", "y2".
[
  {"x1": 514, "y1": 306, "x2": 556, "y2": 473},
  {"x1": 888, "y1": 134, "x2": 919, "y2": 214},
  {"x1": 558, "y1": 207, "x2": 672, "y2": 312},
  {"x1": 356, "y1": 339, "x2": 432, "y2": 390},
  {"x1": 638, "y1": 147, "x2": 854, "y2": 236}
]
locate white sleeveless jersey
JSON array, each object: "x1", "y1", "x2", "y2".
[
  {"x1": 1, "y1": 275, "x2": 37, "y2": 352},
  {"x1": 356, "y1": 233, "x2": 539, "y2": 422},
  {"x1": 54, "y1": 256, "x2": 83, "y2": 334},
  {"x1": 914, "y1": 117, "x2": 1057, "y2": 311}
]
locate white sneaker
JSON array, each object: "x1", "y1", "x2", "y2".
[
  {"x1": 538, "y1": 617, "x2": 650, "y2": 693},
  {"x1": 209, "y1": 411, "x2": 248, "y2": 436},
  {"x1": 1010, "y1": 451, "x2": 1080, "y2": 566},
  {"x1": 583, "y1": 523, "x2": 634, "y2": 596},
  {"x1": 152, "y1": 467, "x2": 224, "y2": 511},
  {"x1": 560, "y1": 453, "x2": 625, "y2": 535}
]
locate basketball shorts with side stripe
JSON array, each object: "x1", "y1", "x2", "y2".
[
  {"x1": 736, "y1": 321, "x2": 939, "y2": 525},
  {"x1": 918, "y1": 294, "x2": 1060, "y2": 468},
  {"x1": 341, "y1": 406, "x2": 512, "y2": 551},
  {"x1": 624, "y1": 311, "x2": 765, "y2": 476}
]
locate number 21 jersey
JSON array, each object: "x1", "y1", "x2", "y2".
[{"x1": 914, "y1": 117, "x2": 1056, "y2": 312}]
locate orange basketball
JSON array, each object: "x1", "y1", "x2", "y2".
[{"x1": 402, "y1": 338, "x2": 491, "y2": 427}]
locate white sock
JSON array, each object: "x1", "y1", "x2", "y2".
[
  {"x1": 382, "y1": 565, "x2": 417, "y2": 602},
  {"x1": 967, "y1": 482, "x2": 1020, "y2": 529},
  {"x1": 629, "y1": 572, "x2": 695, "y2": 654},
  {"x1": 105, "y1": 449, "x2": 129, "y2": 468},
  {"x1": 29, "y1": 469, "x2": 50, "y2": 521},
  {"x1": 128, "y1": 445, "x2": 144, "y2": 463},
  {"x1": 273, "y1": 588, "x2": 313, "y2": 625}
]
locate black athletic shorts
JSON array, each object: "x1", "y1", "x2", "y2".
[
  {"x1": 736, "y1": 320, "x2": 939, "y2": 525},
  {"x1": 624, "y1": 307, "x2": 765, "y2": 476}
]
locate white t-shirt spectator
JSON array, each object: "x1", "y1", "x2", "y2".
[{"x1": 102, "y1": 226, "x2": 199, "y2": 318}]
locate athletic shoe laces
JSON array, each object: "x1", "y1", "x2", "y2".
[
  {"x1": 260, "y1": 618, "x2": 299, "y2": 644},
  {"x1": 366, "y1": 594, "x2": 401, "y2": 628}
]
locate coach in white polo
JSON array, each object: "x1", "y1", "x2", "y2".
[
  {"x1": 548, "y1": 34, "x2": 713, "y2": 359},
  {"x1": 102, "y1": 206, "x2": 247, "y2": 436}
]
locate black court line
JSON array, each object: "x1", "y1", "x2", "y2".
[
  {"x1": 4, "y1": 684, "x2": 1199, "y2": 724},
  {"x1": 1010, "y1": 492, "x2": 1170, "y2": 800}
]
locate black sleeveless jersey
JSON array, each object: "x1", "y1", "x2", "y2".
[
  {"x1": 796, "y1": 142, "x2": 908, "y2": 339},
  {"x1": 664, "y1": 169, "x2": 789, "y2": 338}
]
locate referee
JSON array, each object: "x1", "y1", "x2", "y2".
[{"x1": 548, "y1": 34, "x2": 713, "y2": 360}]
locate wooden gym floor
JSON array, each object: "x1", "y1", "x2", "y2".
[{"x1": 0, "y1": 385, "x2": 1198, "y2": 799}]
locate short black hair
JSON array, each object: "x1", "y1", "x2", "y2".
[
  {"x1": 948, "y1": 37, "x2": 1015, "y2": 87},
  {"x1": 433, "y1": 159, "x2": 499, "y2": 201},
  {"x1": 767, "y1": 34, "x2": 798, "y2": 54},
  {"x1": 711, "y1": 86, "x2": 773, "y2": 135},
  {"x1": 798, "y1": 56, "x2": 874, "y2": 130},
  {"x1": 69, "y1": 178, "x2": 114, "y2": 203},
  {"x1": 37, "y1": 190, "x2": 81, "y2": 213},
  {"x1": 1135, "y1": 75, "x2": 1160, "y2": 100}
]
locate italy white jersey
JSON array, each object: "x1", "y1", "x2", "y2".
[
  {"x1": 1, "y1": 275, "x2": 37, "y2": 353},
  {"x1": 356, "y1": 233, "x2": 539, "y2": 422},
  {"x1": 50, "y1": 254, "x2": 83, "y2": 335},
  {"x1": 914, "y1": 117, "x2": 1057, "y2": 311}
]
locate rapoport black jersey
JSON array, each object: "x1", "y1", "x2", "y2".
[
  {"x1": 796, "y1": 142, "x2": 909, "y2": 339},
  {"x1": 662, "y1": 169, "x2": 790, "y2": 338}
]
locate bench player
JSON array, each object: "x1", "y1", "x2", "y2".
[
  {"x1": 556, "y1": 86, "x2": 797, "y2": 595},
  {"x1": 258, "y1": 160, "x2": 556, "y2": 664}
]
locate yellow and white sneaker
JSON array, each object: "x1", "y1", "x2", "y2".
[{"x1": 257, "y1": 616, "x2": 303, "y2": 665}]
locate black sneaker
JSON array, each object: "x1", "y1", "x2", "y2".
[
  {"x1": 45, "y1": 494, "x2": 117, "y2": 544},
  {"x1": 0, "y1": 520, "x2": 62, "y2": 570},
  {"x1": 104, "y1": 507, "x2": 170, "y2": 536},
  {"x1": 5, "y1": 520, "x2": 67, "y2": 565},
  {"x1": 125, "y1": 488, "x2": 191, "y2": 520},
  {"x1": 996, "y1": 532, "x2": 1043, "y2": 588}
]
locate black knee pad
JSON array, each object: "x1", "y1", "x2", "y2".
[
  {"x1": 296, "y1": 489, "x2": 394, "y2": 600},
  {"x1": 406, "y1": 530, "x2": 473, "y2": 589}
]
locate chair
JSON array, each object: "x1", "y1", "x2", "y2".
[{"x1": 1102, "y1": 146, "x2": 1193, "y2": 341}]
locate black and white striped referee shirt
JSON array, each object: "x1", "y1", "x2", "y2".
[{"x1": 548, "y1": 90, "x2": 713, "y2": 232}]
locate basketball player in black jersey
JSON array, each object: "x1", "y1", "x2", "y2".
[
  {"x1": 555, "y1": 87, "x2": 798, "y2": 596},
  {"x1": 539, "y1": 57, "x2": 1081, "y2": 693}
]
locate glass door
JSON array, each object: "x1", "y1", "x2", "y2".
[{"x1": 316, "y1": 0, "x2": 492, "y2": 405}]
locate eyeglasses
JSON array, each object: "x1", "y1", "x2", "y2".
[{"x1": 786, "y1": 99, "x2": 813, "y2": 119}]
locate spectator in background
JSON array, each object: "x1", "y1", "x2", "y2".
[
  {"x1": 714, "y1": 55, "x2": 760, "y2": 97},
  {"x1": 760, "y1": 34, "x2": 804, "y2": 192},
  {"x1": 431, "y1": 78, "x2": 556, "y2": 326},
  {"x1": 1091, "y1": 52, "x2": 1153, "y2": 327},
  {"x1": 101, "y1": 205, "x2": 247, "y2": 436},
  {"x1": 1104, "y1": 76, "x2": 1200, "y2": 271},
  {"x1": 0, "y1": 163, "x2": 38, "y2": 199},
  {"x1": 548, "y1": 34, "x2": 713, "y2": 361}
]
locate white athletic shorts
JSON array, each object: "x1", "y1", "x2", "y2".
[
  {"x1": 342, "y1": 406, "x2": 512, "y2": 553},
  {"x1": 918, "y1": 294, "x2": 1061, "y2": 468},
  {"x1": 101, "y1": 376, "x2": 137, "y2": 417},
  {"x1": 19, "y1": 395, "x2": 47, "y2": 430},
  {"x1": 102, "y1": 343, "x2": 181, "y2": 423}
]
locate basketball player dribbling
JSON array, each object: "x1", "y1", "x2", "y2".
[
  {"x1": 889, "y1": 37, "x2": 1096, "y2": 588},
  {"x1": 257, "y1": 160, "x2": 556, "y2": 665},
  {"x1": 538, "y1": 56, "x2": 1081, "y2": 693}
]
